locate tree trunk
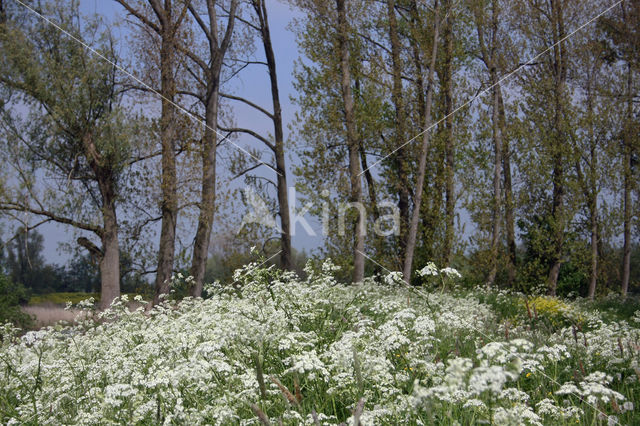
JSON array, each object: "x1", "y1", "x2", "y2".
[
  {"x1": 546, "y1": 0, "x2": 568, "y2": 296},
  {"x1": 189, "y1": 1, "x2": 237, "y2": 297},
  {"x1": 189, "y1": 79, "x2": 220, "y2": 297},
  {"x1": 403, "y1": 1, "x2": 440, "y2": 283},
  {"x1": 154, "y1": 30, "x2": 178, "y2": 304},
  {"x1": 476, "y1": 0, "x2": 503, "y2": 286},
  {"x1": 487, "y1": 80, "x2": 503, "y2": 286},
  {"x1": 583, "y1": 66, "x2": 599, "y2": 300},
  {"x1": 588, "y1": 205, "x2": 598, "y2": 299},
  {"x1": 442, "y1": 4, "x2": 455, "y2": 265},
  {"x1": 336, "y1": 0, "x2": 365, "y2": 283},
  {"x1": 256, "y1": 0, "x2": 292, "y2": 271},
  {"x1": 386, "y1": 0, "x2": 410, "y2": 262},
  {"x1": 621, "y1": 61, "x2": 632, "y2": 298},
  {"x1": 498, "y1": 89, "x2": 516, "y2": 286},
  {"x1": 112, "y1": 1, "x2": 184, "y2": 304},
  {"x1": 81, "y1": 131, "x2": 121, "y2": 309},
  {"x1": 100, "y1": 201, "x2": 121, "y2": 309}
]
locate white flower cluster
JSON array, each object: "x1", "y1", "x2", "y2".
[
  {"x1": 0, "y1": 259, "x2": 638, "y2": 425},
  {"x1": 416, "y1": 262, "x2": 461, "y2": 279}
]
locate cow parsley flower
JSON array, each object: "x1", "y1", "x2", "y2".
[
  {"x1": 384, "y1": 271, "x2": 404, "y2": 286},
  {"x1": 440, "y1": 267, "x2": 462, "y2": 279},
  {"x1": 417, "y1": 262, "x2": 439, "y2": 277}
]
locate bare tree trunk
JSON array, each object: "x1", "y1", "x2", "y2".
[
  {"x1": 189, "y1": 0, "x2": 237, "y2": 297},
  {"x1": 336, "y1": 0, "x2": 365, "y2": 283},
  {"x1": 254, "y1": 0, "x2": 292, "y2": 271},
  {"x1": 189, "y1": 82, "x2": 220, "y2": 296},
  {"x1": 100, "y1": 201, "x2": 121, "y2": 309},
  {"x1": 403, "y1": 1, "x2": 440, "y2": 283},
  {"x1": 386, "y1": 0, "x2": 410, "y2": 263}
]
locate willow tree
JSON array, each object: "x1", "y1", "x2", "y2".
[{"x1": 0, "y1": 1, "x2": 140, "y2": 307}]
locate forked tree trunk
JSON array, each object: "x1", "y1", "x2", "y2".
[
  {"x1": 189, "y1": 0, "x2": 237, "y2": 297},
  {"x1": 336, "y1": 0, "x2": 365, "y2": 283},
  {"x1": 82, "y1": 132, "x2": 121, "y2": 309}
]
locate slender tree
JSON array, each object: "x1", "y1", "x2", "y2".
[
  {"x1": 114, "y1": 0, "x2": 191, "y2": 304},
  {"x1": 217, "y1": 0, "x2": 293, "y2": 272},
  {"x1": 385, "y1": 0, "x2": 411, "y2": 262},
  {"x1": 441, "y1": 0, "x2": 456, "y2": 265},
  {"x1": 179, "y1": 0, "x2": 237, "y2": 297},
  {"x1": 403, "y1": 0, "x2": 441, "y2": 282},
  {"x1": 473, "y1": 0, "x2": 506, "y2": 285},
  {"x1": 336, "y1": 0, "x2": 365, "y2": 283}
]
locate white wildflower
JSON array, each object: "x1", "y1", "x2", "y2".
[
  {"x1": 440, "y1": 267, "x2": 462, "y2": 279},
  {"x1": 417, "y1": 262, "x2": 439, "y2": 277}
]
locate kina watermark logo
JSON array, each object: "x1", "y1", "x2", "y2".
[{"x1": 238, "y1": 187, "x2": 400, "y2": 237}]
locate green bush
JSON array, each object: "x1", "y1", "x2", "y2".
[{"x1": 0, "y1": 274, "x2": 33, "y2": 329}]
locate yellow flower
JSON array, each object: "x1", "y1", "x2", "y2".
[{"x1": 526, "y1": 372, "x2": 532, "y2": 378}]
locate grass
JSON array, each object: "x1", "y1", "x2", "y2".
[{"x1": 28, "y1": 292, "x2": 100, "y2": 305}]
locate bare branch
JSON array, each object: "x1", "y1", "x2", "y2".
[
  {"x1": 0, "y1": 203, "x2": 103, "y2": 236},
  {"x1": 218, "y1": 125, "x2": 276, "y2": 152},
  {"x1": 113, "y1": 0, "x2": 161, "y2": 34},
  {"x1": 220, "y1": 92, "x2": 273, "y2": 119}
]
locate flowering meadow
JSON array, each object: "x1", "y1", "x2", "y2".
[{"x1": 1, "y1": 260, "x2": 639, "y2": 425}]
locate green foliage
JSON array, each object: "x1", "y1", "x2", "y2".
[{"x1": 0, "y1": 273, "x2": 32, "y2": 329}]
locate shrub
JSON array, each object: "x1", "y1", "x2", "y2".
[{"x1": 0, "y1": 274, "x2": 33, "y2": 329}]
